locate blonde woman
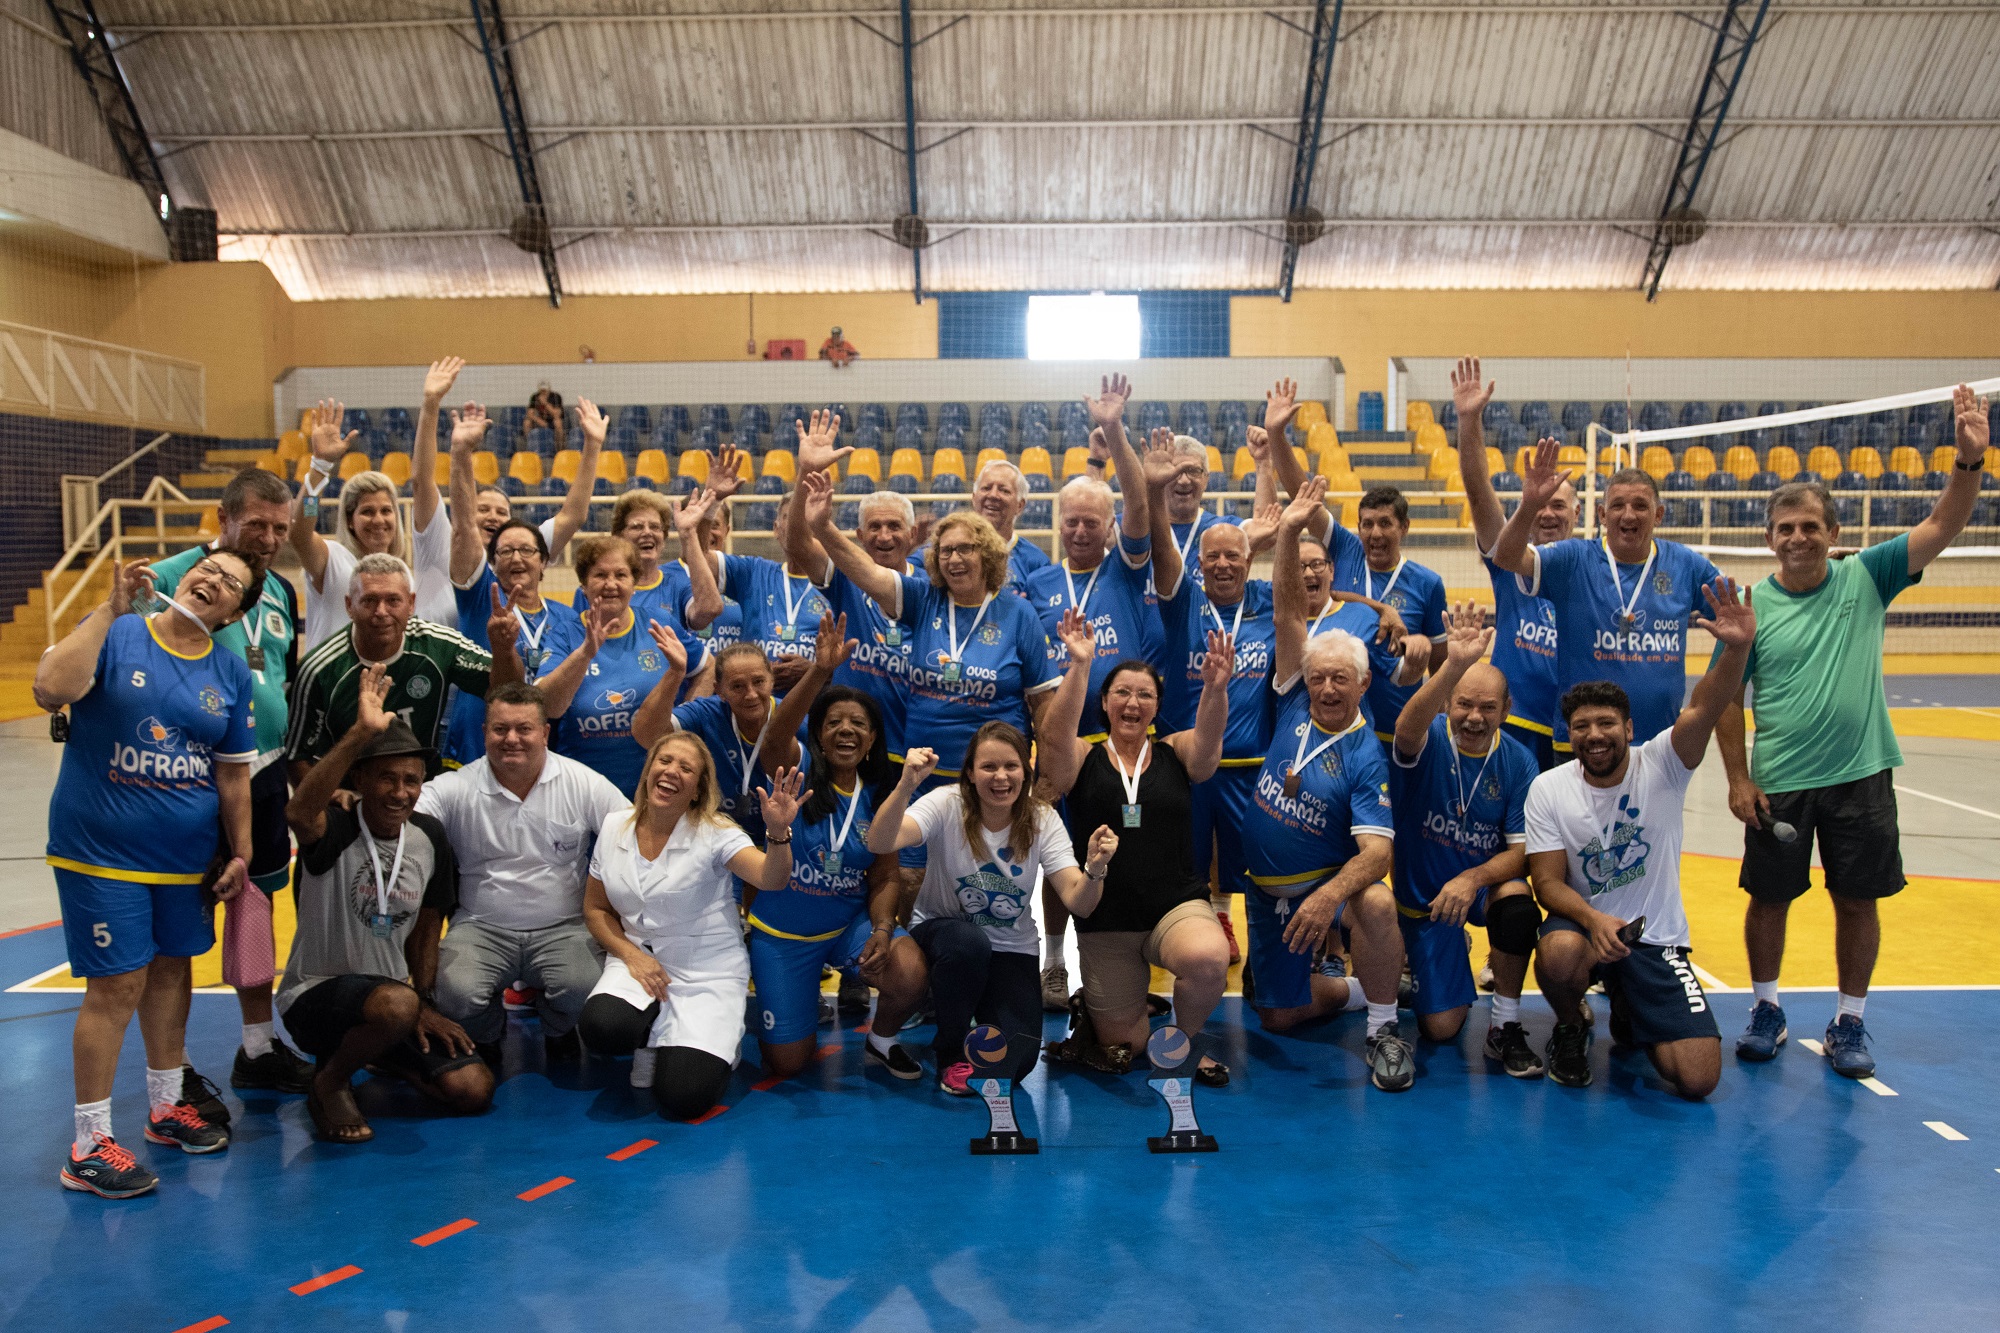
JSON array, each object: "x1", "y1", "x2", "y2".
[{"x1": 578, "y1": 733, "x2": 805, "y2": 1119}]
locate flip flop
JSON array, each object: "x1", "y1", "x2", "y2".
[
  {"x1": 307, "y1": 1084, "x2": 374, "y2": 1144},
  {"x1": 1194, "y1": 1058, "x2": 1230, "y2": 1088}
]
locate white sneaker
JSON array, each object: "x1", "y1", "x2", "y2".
[
  {"x1": 630, "y1": 1047, "x2": 657, "y2": 1089},
  {"x1": 1041, "y1": 962, "x2": 1070, "y2": 1014}
]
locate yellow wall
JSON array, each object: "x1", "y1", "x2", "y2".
[{"x1": 1232, "y1": 290, "x2": 2000, "y2": 417}]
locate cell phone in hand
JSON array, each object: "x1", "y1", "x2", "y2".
[{"x1": 1616, "y1": 915, "x2": 1647, "y2": 947}]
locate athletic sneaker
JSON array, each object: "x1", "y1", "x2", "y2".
[
  {"x1": 817, "y1": 992, "x2": 838, "y2": 1026},
  {"x1": 865, "y1": 1041, "x2": 922, "y2": 1081},
  {"x1": 1483, "y1": 1022, "x2": 1546, "y2": 1079},
  {"x1": 1317, "y1": 952, "x2": 1347, "y2": 979},
  {"x1": 1040, "y1": 962, "x2": 1069, "y2": 1014},
  {"x1": 900, "y1": 1005, "x2": 933, "y2": 1033},
  {"x1": 1397, "y1": 968, "x2": 1417, "y2": 1011},
  {"x1": 60, "y1": 1135, "x2": 157, "y2": 1199},
  {"x1": 937, "y1": 1061, "x2": 976, "y2": 1097},
  {"x1": 838, "y1": 976, "x2": 871, "y2": 1018},
  {"x1": 145, "y1": 1102, "x2": 229, "y2": 1154},
  {"x1": 1823, "y1": 1015, "x2": 1875, "y2": 1079},
  {"x1": 1216, "y1": 910, "x2": 1241, "y2": 965},
  {"x1": 1476, "y1": 944, "x2": 1494, "y2": 993},
  {"x1": 1546, "y1": 1022, "x2": 1592, "y2": 1087},
  {"x1": 1365, "y1": 1023, "x2": 1415, "y2": 1092},
  {"x1": 180, "y1": 1065, "x2": 230, "y2": 1127},
  {"x1": 1736, "y1": 1001, "x2": 1788, "y2": 1062},
  {"x1": 502, "y1": 985, "x2": 541, "y2": 1012},
  {"x1": 232, "y1": 1039, "x2": 314, "y2": 1093}
]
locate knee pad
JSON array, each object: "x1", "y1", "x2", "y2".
[{"x1": 1486, "y1": 893, "x2": 1542, "y2": 957}]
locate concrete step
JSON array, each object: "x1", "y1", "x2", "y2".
[
  {"x1": 1349, "y1": 450, "x2": 1419, "y2": 466},
  {"x1": 179, "y1": 472, "x2": 236, "y2": 490},
  {"x1": 1355, "y1": 465, "x2": 1428, "y2": 482}
]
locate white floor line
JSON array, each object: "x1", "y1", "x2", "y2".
[
  {"x1": 1956, "y1": 707, "x2": 2000, "y2": 721},
  {"x1": 1925, "y1": 1121, "x2": 1969, "y2": 1141},
  {"x1": 4, "y1": 961, "x2": 73, "y2": 993},
  {"x1": 1895, "y1": 783, "x2": 2000, "y2": 821},
  {"x1": 1799, "y1": 1038, "x2": 1825, "y2": 1055},
  {"x1": 1859, "y1": 1077, "x2": 1899, "y2": 1097},
  {"x1": 1691, "y1": 962, "x2": 1733, "y2": 991}
]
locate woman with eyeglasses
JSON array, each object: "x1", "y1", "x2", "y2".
[
  {"x1": 37, "y1": 549, "x2": 266, "y2": 1198},
  {"x1": 439, "y1": 517, "x2": 586, "y2": 765}
]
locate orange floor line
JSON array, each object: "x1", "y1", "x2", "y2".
[
  {"x1": 411, "y1": 1218, "x2": 478, "y2": 1247},
  {"x1": 516, "y1": 1176, "x2": 573, "y2": 1202},
  {"x1": 169, "y1": 1318, "x2": 229, "y2": 1333},
  {"x1": 288, "y1": 1265, "x2": 362, "y2": 1296},
  {"x1": 607, "y1": 1139, "x2": 657, "y2": 1161}
]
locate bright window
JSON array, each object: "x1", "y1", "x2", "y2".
[{"x1": 1026, "y1": 293, "x2": 1141, "y2": 360}]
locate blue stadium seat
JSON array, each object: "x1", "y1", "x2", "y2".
[
  {"x1": 894, "y1": 422, "x2": 925, "y2": 451},
  {"x1": 1661, "y1": 470, "x2": 1697, "y2": 525},
  {"x1": 1436, "y1": 400, "x2": 1459, "y2": 432},
  {"x1": 1022, "y1": 421, "x2": 1052, "y2": 453},
  {"x1": 928, "y1": 470, "x2": 965, "y2": 518},
  {"x1": 1206, "y1": 468, "x2": 1226, "y2": 493},
  {"x1": 1861, "y1": 422, "x2": 1891, "y2": 454},
  {"x1": 701, "y1": 404, "x2": 732, "y2": 435},
  {"x1": 1900, "y1": 420, "x2": 1937, "y2": 453},
  {"x1": 665, "y1": 405, "x2": 693, "y2": 437},
  {"x1": 1756, "y1": 401, "x2": 1786, "y2": 420},
  {"x1": 1716, "y1": 402, "x2": 1748, "y2": 423},
  {"x1": 888, "y1": 474, "x2": 920, "y2": 498},
  {"x1": 1781, "y1": 422, "x2": 1817, "y2": 452},
  {"x1": 1176, "y1": 402, "x2": 1211, "y2": 439},
  {"x1": 343, "y1": 408, "x2": 372, "y2": 434},
  {"x1": 851, "y1": 421, "x2": 881, "y2": 452},
  {"x1": 1910, "y1": 400, "x2": 1945, "y2": 428},
  {"x1": 1492, "y1": 471, "x2": 1524, "y2": 517},
  {"x1": 1637, "y1": 402, "x2": 1672, "y2": 432},
  {"x1": 612, "y1": 425, "x2": 641, "y2": 454},
  {"x1": 1920, "y1": 469, "x2": 1950, "y2": 495},
  {"x1": 939, "y1": 402, "x2": 971, "y2": 432},
  {"x1": 665, "y1": 474, "x2": 695, "y2": 498},
  {"x1": 1217, "y1": 419, "x2": 1247, "y2": 451},
  {"x1": 839, "y1": 471, "x2": 873, "y2": 496},
  {"x1": 1481, "y1": 401, "x2": 1511, "y2": 429},
  {"x1": 735, "y1": 404, "x2": 768, "y2": 440},
  {"x1": 1058, "y1": 421, "x2": 1088, "y2": 451},
  {"x1": 1871, "y1": 470, "x2": 1910, "y2": 525},
  {"x1": 1519, "y1": 401, "x2": 1552, "y2": 431},
  {"x1": 1745, "y1": 469, "x2": 1781, "y2": 496},
  {"x1": 1559, "y1": 402, "x2": 1592, "y2": 434},
  {"x1": 1599, "y1": 402, "x2": 1630, "y2": 433},
  {"x1": 1135, "y1": 402, "x2": 1170, "y2": 434},
  {"x1": 977, "y1": 421, "x2": 1010, "y2": 452},
  {"x1": 1217, "y1": 401, "x2": 1252, "y2": 432},
  {"x1": 1822, "y1": 420, "x2": 1854, "y2": 453},
  {"x1": 1018, "y1": 402, "x2": 1051, "y2": 434},
  {"x1": 1831, "y1": 471, "x2": 1867, "y2": 526},
  {"x1": 936, "y1": 422, "x2": 966, "y2": 452},
  {"x1": 380, "y1": 407, "x2": 412, "y2": 436},
  {"x1": 978, "y1": 402, "x2": 1013, "y2": 435},
  {"x1": 859, "y1": 403, "x2": 891, "y2": 431},
  {"x1": 1057, "y1": 401, "x2": 1090, "y2": 434},
  {"x1": 495, "y1": 405, "x2": 526, "y2": 437},
  {"x1": 616, "y1": 405, "x2": 651, "y2": 436},
  {"x1": 895, "y1": 402, "x2": 928, "y2": 432},
  {"x1": 1678, "y1": 401, "x2": 1714, "y2": 429},
  {"x1": 1701, "y1": 471, "x2": 1741, "y2": 528}
]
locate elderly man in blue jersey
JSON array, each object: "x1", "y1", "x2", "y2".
[
  {"x1": 1390, "y1": 605, "x2": 1544, "y2": 1077},
  {"x1": 1492, "y1": 437, "x2": 1725, "y2": 755},
  {"x1": 1452, "y1": 358, "x2": 1575, "y2": 772}
]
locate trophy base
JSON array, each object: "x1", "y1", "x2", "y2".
[
  {"x1": 970, "y1": 1133, "x2": 1040, "y2": 1155},
  {"x1": 1148, "y1": 1131, "x2": 1219, "y2": 1154}
]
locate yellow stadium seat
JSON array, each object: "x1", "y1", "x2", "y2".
[
  {"x1": 1929, "y1": 445, "x2": 1956, "y2": 474},
  {"x1": 471, "y1": 451, "x2": 499, "y2": 486},
  {"x1": 1722, "y1": 445, "x2": 1758, "y2": 481},
  {"x1": 196, "y1": 505, "x2": 221, "y2": 539},
  {"x1": 338, "y1": 451, "x2": 372, "y2": 481},
  {"x1": 1294, "y1": 401, "x2": 1328, "y2": 431},
  {"x1": 1231, "y1": 446, "x2": 1256, "y2": 482},
  {"x1": 1887, "y1": 446, "x2": 1924, "y2": 479},
  {"x1": 1639, "y1": 446, "x2": 1675, "y2": 480},
  {"x1": 1413, "y1": 422, "x2": 1449, "y2": 457},
  {"x1": 1428, "y1": 447, "x2": 1459, "y2": 480},
  {"x1": 1556, "y1": 445, "x2": 1587, "y2": 471},
  {"x1": 1059, "y1": 447, "x2": 1089, "y2": 480},
  {"x1": 932, "y1": 448, "x2": 968, "y2": 484},
  {"x1": 1512, "y1": 447, "x2": 1535, "y2": 476},
  {"x1": 889, "y1": 448, "x2": 925, "y2": 481},
  {"x1": 277, "y1": 431, "x2": 308, "y2": 466},
  {"x1": 1766, "y1": 445, "x2": 1800, "y2": 479},
  {"x1": 762, "y1": 450, "x2": 797, "y2": 485},
  {"x1": 677, "y1": 450, "x2": 710, "y2": 484},
  {"x1": 551, "y1": 449, "x2": 581, "y2": 487},
  {"x1": 1806, "y1": 446, "x2": 1842, "y2": 479},
  {"x1": 252, "y1": 452, "x2": 282, "y2": 476},
  {"x1": 433, "y1": 454, "x2": 451, "y2": 489},
  {"x1": 1681, "y1": 447, "x2": 1715, "y2": 481},
  {"x1": 1485, "y1": 447, "x2": 1505, "y2": 477},
  {"x1": 297, "y1": 410, "x2": 314, "y2": 433},
  {"x1": 635, "y1": 449, "x2": 670, "y2": 486},
  {"x1": 1404, "y1": 402, "x2": 1434, "y2": 431},
  {"x1": 1847, "y1": 447, "x2": 1883, "y2": 480},
  {"x1": 732, "y1": 449, "x2": 755, "y2": 483},
  {"x1": 1306, "y1": 422, "x2": 1339, "y2": 457},
  {"x1": 1018, "y1": 446, "x2": 1053, "y2": 482},
  {"x1": 1314, "y1": 448, "x2": 1350, "y2": 479},
  {"x1": 379, "y1": 451, "x2": 411, "y2": 488},
  {"x1": 599, "y1": 451, "x2": 631, "y2": 489},
  {"x1": 1204, "y1": 446, "x2": 1224, "y2": 477},
  {"x1": 1443, "y1": 465, "x2": 1465, "y2": 494},
  {"x1": 848, "y1": 447, "x2": 883, "y2": 484},
  {"x1": 974, "y1": 447, "x2": 1008, "y2": 478},
  {"x1": 508, "y1": 451, "x2": 544, "y2": 491}
]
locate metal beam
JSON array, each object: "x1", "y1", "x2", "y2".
[
  {"x1": 44, "y1": 0, "x2": 173, "y2": 239},
  {"x1": 1275, "y1": 0, "x2": 1347, "y2": 301},
  {"x1": 1638, "y1": 0, "x2": 1773, "y2": 300},
  {"x1": 468, "y1": 0, "x2": 561, "y2": 307},
  {"x1": 899, "y1": 0, "x2": 923, "y2": 301}
]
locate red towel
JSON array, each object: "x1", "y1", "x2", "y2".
[{"x1": 221, "y1": 886, "x2": 275, "y2": 989}]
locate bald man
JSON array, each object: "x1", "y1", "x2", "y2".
[{"x1": 1388, "y1": 605, "x2": 1545, "y2": 1078}]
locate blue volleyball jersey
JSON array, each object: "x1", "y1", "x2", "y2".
[
  {"x1": 671, "y1": 695, "x2": 780, "y2": 843},
  {"x1": 47, "y1": 615, "x2": 257, "y2": 882},
  {"x1": 1306, "y1": 597, "x2": 1398, "y2": 733},
  {"x1": 823, "y1": 568, "x2": 910, "y2": 760},
  {"x1": 1167, "y1": 510, "x2": 1239, "y2": 590},
  {"x1": 1243, "y1": 685, "x2": 1393, "y2": 892},
  {"x1": 1023, "y1": 534, "x2": 1162, "y2": 738},
  {"x1": 720, "y1": 553, "x2": 835, "y2": 685},
  {"x1": 1357, "y1": 558, "x2": 1447, "y2": 740},
  {"x1": 1321, "y1": 520, "x2": 1370, "y2": 594},
  {"x1": 552, "y1": 615, "x2": 673, "y2": 796},
  {"x1": 1388, "y1": 715, "x2": 1534, "y2": 909},
  {"x1": 1158, "y1": 575, "x2": 1277, "y2": 762},
  {"x1": 894, "y1": 575, "x2": 1057, "y2": 776},
  {"x1": 745, "y1": 783, "x2": 880, "y2": 939},
  {"x1": 447, "y1": 573, "x2": 587, "y2": 764},
  {"x1": 1485, "y1": 555, "x2": 1559, "y2": 735},
  {"x1": 569, "y1": 564, "x2": 706, "y2": 673},
  {"x1": 1529, "y1": 537, "x2": 1723, "y2": 747}
]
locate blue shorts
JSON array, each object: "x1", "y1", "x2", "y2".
[
  {"x1": 1245, "y1": 884, "x2": 1348, "y2": 1012},
  {"x1": 1396, "y1": 890, "x2": 1489, "y2": 1017},
  {"x1": 55, "y1": 868, "x2": 214, "y2": 978},
  {"x1": 1193, "y1": 765, "x2": 1259, "y2": 898},
  {"x1": 749, "y1": 914, "x2": 875, "y2": 1045}
]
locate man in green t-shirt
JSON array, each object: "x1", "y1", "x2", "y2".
[
  {"x1": 1717, "y1": 383, "x2": 1991, "y2": 1079},
  {"x1": 151, "y1": 467, "x2": 315, "y2": 1103},
  {"x1": 287, "y1": 553, "x2": 522, "y2": 782}
]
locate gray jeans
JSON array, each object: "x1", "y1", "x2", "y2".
[{"x1": 435, "y1": 917, "x2": 604, "y2": 1043}]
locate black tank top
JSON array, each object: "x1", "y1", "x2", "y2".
[{"x1": 1066, "y1": 740, "x2": 1206, "y2": 934}]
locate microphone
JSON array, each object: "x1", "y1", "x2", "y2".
[{"x1": 1760, "y1": 812, "x2": 1798, "y2": 844}]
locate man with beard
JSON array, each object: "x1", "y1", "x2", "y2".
[{"x1": 1524, "y1": 576, "x2": 1755, "y2": 1098}]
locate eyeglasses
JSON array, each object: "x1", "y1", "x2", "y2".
[
  {"x1": 193, "y1": 559, "x2": 245, "y2": 596},
  {"x1": 493, "y1": 545, "x2": 542, "y2": 559},
  {"x1": 937, "y1": 542, "x2": 979, "y2": 560},
  {"x1": 1300, "y1": 558, "x2": 1330, "y2": 572}
]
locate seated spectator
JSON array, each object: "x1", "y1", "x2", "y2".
[
  {"x1": 526, "y1": 385, "x2": 568, "y2": 447},
  {"x1": 818, "y1": 327, "x2": 858, "y2": 367}
]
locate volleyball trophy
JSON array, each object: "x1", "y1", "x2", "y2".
[
  {"x1": 965, "y1": 1024, "x2": 1038, "y2": 1155},
  {"x1": 1145, "y1": 1025, "x2": 1217, "y2": 1154}
]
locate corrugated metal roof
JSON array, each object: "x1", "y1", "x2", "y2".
[
  {"x1": 1, "y1": 0, "x2": 129, "y2": 178},
  {"x1": 81, "y1": 2, "x2": 2000, "y2": 297}
]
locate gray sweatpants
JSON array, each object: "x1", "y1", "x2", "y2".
[{"x1": 436, "y1": 917, "x2": 604, "y2": 1043}]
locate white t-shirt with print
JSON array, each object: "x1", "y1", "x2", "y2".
[
  {"x1": 1523, "y1": 730, "x2": 1696, "y2": 948},
  {"x1": 908, "y1": 788, "x2": 1078, "y2": 956},
  {"x1": 303, "y1": 507, "x2": 457, "y2": 652}
]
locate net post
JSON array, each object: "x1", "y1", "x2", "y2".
[{"x1": 1583, "y1": 422, "x2": 1602, "y2": 538}]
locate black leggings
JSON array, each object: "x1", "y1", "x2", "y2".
[
  {"x1": 577, "y1": 994, "x2": 732, "y2": 1121},
  {"x1": 910, "y1": 917, "x2": 1041, "y2": 1082}
]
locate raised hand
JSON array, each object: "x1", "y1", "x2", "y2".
[
  {"x1": 576, "y1": 398, "x2": 608, "y2": 449},
  {"x1": 1084, "y1": 373, "x2": 1131, "y2": 430},
  {"x1": 1520, "y1": 436, "x2": 1575, "y2": 511},
  {"x1": 423, "y1": 356, "x2": 464, "y2": 402},
  {"x1": 1245, "y1": 423, "x2": 1270, "y2": 463},
  {"x1": 758, "y1": 765, "x2": 811, "y2": 829},
  {"x1": 1281, "y1": 473, "x2": 1329, "y2": 531},
  {"x1": 310, "y1": 399, "x2": 359, "y2": 463},
  {"x1": 581, "y1": 605, "x2": 615, "y2": 659},
  {"x1": 908, "y1": 513, "x2": 934, "y2": 550},
  {"x1": 1200, "y1": 631, "x2": 1236, "y2": 690},
  {"x1": 1264, "y1": 377, "x2": 1300, "y2": 438},
  {"x1": 1056, "y1": 606, "x2": 1097, "y2": 668},
  {"x1": 489, "y1": 583, "x2": 521, "y2": 649},
  {"x1": 449, "y1": 403, "x2": 490, "y2": 451},
  {"x1": 355, "y1": 662, "x2": 393, "y2": 736},
  {"x1": 798, "y1": 408, "x2": 853, "y2": 475},
  {"x1": 709, "y1": 445, "x2": 747, "y2": 500},
  {"x1": 110, "y1": 559, "x2": 156, "y2": 617},
  {"x1": 1441, "y1": 601, "x2": 1494, "y2": 667},
  {"x1": 900, "y1": 747, "x2": 938, "y2": 789},
  {"x1": 645, "y1": 619, "x2": 687, "y2": 674},
  {"x1": 1141, "y1": 427, "x2": 1182, "y2": 490},
  {"x1": 672, "y1": 486, "x2": 717, "y2": 539},
  {"x1": 800, "y1": 468, "x2": 837, "y2": 533},
  {"x1": 1242, "y1": 501, "x2": 1283, "y2": 551},
  {"x1": 1087, "y1": 426, "x2": 1112, "y2": 465},
  {"x1": 1694, "y1": 577, "x2": 1755, "y2": 648},
  {"x1": 1451, "y1": 356, "x2": 1495, "y2": 423},
  {"x1": 1954, "y1": 383, "x2": 1990, "y2": 459},
  {"x1": 1084, "y1": 824, "x2": 1119, "y2": 876},
  {"x1": 813, "y1": 610, "x2": 856, "y2": 673}
]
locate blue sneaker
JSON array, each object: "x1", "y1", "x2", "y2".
[
  {"x1": 1823, "y1": 1015, "x2": 1875, "y2": 1079},
  {"x1": 1318, "y1": 953, "x2": 1347, "y2": 979},
  {"x1": 1735, "y1": 1001, "x2": 1788, "y2": 1061}
]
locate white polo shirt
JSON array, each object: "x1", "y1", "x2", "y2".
[{"x1": 416, "y1": 750, "x2": 629, "y2": 930}]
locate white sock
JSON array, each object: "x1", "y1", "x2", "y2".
[
  {"x1": 1751, "y1": 980, "x2": 1780, "y2": 1007},
  {"x1": 1211, "y1": 893, "x2": 1231, "y2": 914},
  {"x1": 73, "y1": 1098, "x2": 112, "y2": 1155},
  {"x1": 1837, "y1": 991, "x2": 1866, "y2": 1020},
  {"x1": 866, "y1": 1031, "x2": 897, "y2": 1057},
  {"x1": 1044, "y1": 933, "x2": 1066, "y2": 970},
  {"x1": 242, "y1": 1020, "x2": 275, "y2": 1058},
  {"x1": 1365, "y1": 1001, "x2": 1399, "y2": 1036},
  {"x1": 1339, "y1": 980, "x2": 1368, "y2": 1012},
  {"x1": 1491, "y1": 994, "x2": 1521, "y2": 1028},
  {"x1": 145, "y1": 1065, "x2": 181, "y2": 1114}
]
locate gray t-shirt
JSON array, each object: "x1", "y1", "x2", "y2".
[
  {"x1": 908, "y1": 788, "x2": 1077, "y2": 957},
  {"x1": 276, "y1": 807, "x2": 457, "y2": 1015}
]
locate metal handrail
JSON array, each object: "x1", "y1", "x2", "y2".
[{"x1": 44, "y1": 479, "x2": 205, "y2": 646}]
